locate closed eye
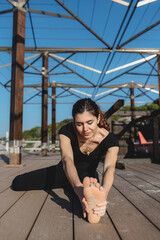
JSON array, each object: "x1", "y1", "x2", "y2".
[
  {"x1": 75, "y1": 123, "x2": 82, "y2": 127},
  {"x1": 88, "y1": 121, "x2": 93, "y2": 125},
  {"x1": 75, "y1": 120, "x2": 94, "y2": 126}
]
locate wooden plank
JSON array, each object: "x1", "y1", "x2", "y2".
[
  {"x1": 0, "y1": 188, "x2": 25, "y2": 217},
  {"x1": 133, "y1": 164, "x2": 160, "y2": 174},
  {"x1": 125, "y1": 167, "x2": 160, "y2": 188},
  {"x1": 28, "y1": 188, "x2": 73, "y2": 240},
  {"x1": 73, "y1": 194, "x2": 121, "y2": 240},
  {"x1": 127, "y1": 165, "x2": 160, "y2": 181},
  {"x1": 0, "y1": 190, "x2": 48, "y2": 240},
  {"x1": 131, "y1": 163, "x2": 160, "y2": 178},
  {"x1": 0, "y1": 161, "x2": 42, "y2": 184},
  {"x1": 0, "y1": 178, "x2": 13, "y2": 193},
  {"x1": 144, "y1": 163, "x2": 160, "y2": 170},
  {"x1": 107, "y1": 187, "x2": 160, "y2": 240},
  {"x1": 0, "y1": 162, "x2": 43, "y2": 192},
  {"x1": 115, "y1": 169, "x2": 160, "y2": 202},
  {"x1": 0, "y1": 158, "x2": 56, "y2": 181},
  {"x1": 113, "y1": 175, "x2": 160, "y2": 229},
  {"x1": 0, "y1": 161, "x2": 37, "y2": 180},
  {"x1": 0, "y1": 157, "x2": 60, "y2": 192}
]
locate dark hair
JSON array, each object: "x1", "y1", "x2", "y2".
[{"x1": 72, "y1": 98, "x2": 110, "y2": 130}]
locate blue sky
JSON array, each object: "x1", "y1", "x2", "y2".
[{"x1": 0, "y1": 0, "x2": 160, "y2": 138}]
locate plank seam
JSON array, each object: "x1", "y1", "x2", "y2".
[
  {"x1": 0, "y1": 186, "x2": 10, "y2": 194},
  {"x1": 0, "y1": 191, "x2": 26, "y2": 218},
  {"x1": 127, "y1": 166, "x2": 160, "y2": 181},
  {"x1": 115, "y1": 173, "x2": 160, "y2": 203},
  {"x1": 97, "y1": 167, "x2": 160, "y2": 231},
  {"x1": 106, "y1": 210, "x2": 123, "y2": 240},
  {"x1": 131, "y1": 164, "x2": 160, "y2": 175},
  {"x1": 121, "y1": 170, "x2": 160, "y2": 189},
  {"x1": 113, "y1": 185, "x2": 160, "y2": 232},
  {"x1": 25, "y1": 191, "x2": 49, "y2": 240}
]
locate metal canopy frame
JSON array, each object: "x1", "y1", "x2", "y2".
[{"x1": 0, "y1": 0, "x2": 160, "y2": 106}]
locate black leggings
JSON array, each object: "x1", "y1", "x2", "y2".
[{"x1": 11, "y1": 161, "x2": 99, "y2": 191}]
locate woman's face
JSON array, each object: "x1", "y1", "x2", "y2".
[{"x1": 74, "y1": 111, "x2": 99, "y2": 139}]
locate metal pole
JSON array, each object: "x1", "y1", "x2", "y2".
[
  {"x1": 9, "y1": 8, "x2": 26, "y2": 165},
  {"x1": 51, "y1": 82, "x2": 56, "y2": 152},
  {"x1": 41, "y1": 53, "x2": 48, "y2": 156}
]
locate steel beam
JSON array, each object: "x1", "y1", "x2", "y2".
[
  {"x1": 0, "y1": 47, "x2": 111, "y2": 53},
  {"x1": 116, "y1": 48, "x2": 160, "y2": 55},
  {"x1": 6, "y1": 82, "x2": 159, "y2": 91},
  {"x1": 49, "y1": 54, "x2": 95, "y2": 86},
  {"x1": 118, "y1": 21, "x2": 160, "y2": 48},
  {"x1": 55, "y1": 0, "x2": 111, "y2": 49},
  {"x1": 9, "y1": 9, "x2": 26, "y2": 165},
  {"x1": 0, "y1": 9, "x2": 13, "y2": 15},
  {"x1": 26, "y1": 8, "x2": 74, "y2": 19},
  {"x1": 1, "y1": 46, "x2": 160, "y2": 55}
]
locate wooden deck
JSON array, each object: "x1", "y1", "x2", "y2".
[{"x1": 0, "y1": 153, "x2": 160, "y2": 240}]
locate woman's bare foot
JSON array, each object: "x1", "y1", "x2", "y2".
[{"x1": 83, "y1": 177, "x2": 106, "y2": 223}]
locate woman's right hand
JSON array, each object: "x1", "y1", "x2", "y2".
[{"x1": 74, "y1": 185, "x2": 89, "y2": 218}]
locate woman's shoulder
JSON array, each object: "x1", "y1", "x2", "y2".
[
  {"x1": 100, "y1": 129, "x2": 119, "y2": 148},
  {"x1": 105, "y1": 133, "x2": 119, "y2": 146},
  {"x1": 59, "y1": 122, "x2": 75, "y2": 139}
]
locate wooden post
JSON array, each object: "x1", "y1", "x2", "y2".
[
  {"x1": 41, "y1": 53, "x2": 48, "y2": 156},
  {"x1": 153, "y1": 115, "x2": 159, "y2": 163},
  {"x1": 129, "y1": 87, "x2": 135, "y2": 156},
  {"x1": 9, "y1": 9, "x2": 26, "y2": 165},
  {"x1": 130, "y1": 87, "x2": 135, "y2": 123},
  {"x1": 51, "y1": 82, "x2": 56, "y2": 152},
  {"x1": 157, "y1": 57, "x2": 160, "y2": 106},
  {"x1": 105, "y1": 99, "x2": 124, "y2": 119}
]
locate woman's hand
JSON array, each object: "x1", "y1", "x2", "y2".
[
  {"x1": 74, "y1": 185, "x2": 89, "y2": 218},
  {"x1": 92, "y1": 200, "x2": 107, "y2": 217}
]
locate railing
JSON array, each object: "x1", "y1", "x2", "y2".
[{"x1": 0, "y1": 139, "x2": 60, "y2": 153}]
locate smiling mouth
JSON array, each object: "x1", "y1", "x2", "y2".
[{"x1": 84, "y1": 132, "x2": 90, "y2": 136}]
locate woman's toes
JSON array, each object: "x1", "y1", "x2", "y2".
[
  {"x1": 90, "y1": 177, "x2": 94, "y2": 185},
  {"x1": 93, "y1": 178, "x2": 97, "y2": 185},
  {"x1": 100, "y1": 186, "x2": 104, "y2": 192},
  {"x1": 83, "y1": 177, "x2": 90, "y2": 187},
  {"x1": 96, "y1": 182, "x2": 100, "y2": 188}
]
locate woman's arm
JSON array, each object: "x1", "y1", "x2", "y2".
[
  {"x1": 59, "y1": 134, "x2": 82, "y2": 189},
  {"x1": 59, "y1": 134, "x2": 89, "y2": 217},
  {"x1": 102, "y1": 146, "x2": 119, "y2": 198},
  {"x1": 93, "y1": 146, "x2": 119, "y2": 217}
]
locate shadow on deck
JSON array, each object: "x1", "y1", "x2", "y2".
[{"x1": 0, "y1": 153, "x2": 160, "y2": 240}]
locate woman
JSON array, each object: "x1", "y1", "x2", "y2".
[
  {"x1": 59, "y1": 98, "x2": 119, "y2": 223},
  {"x1": 11, "y1": 98, "x2": 119, "y2": 224}
]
